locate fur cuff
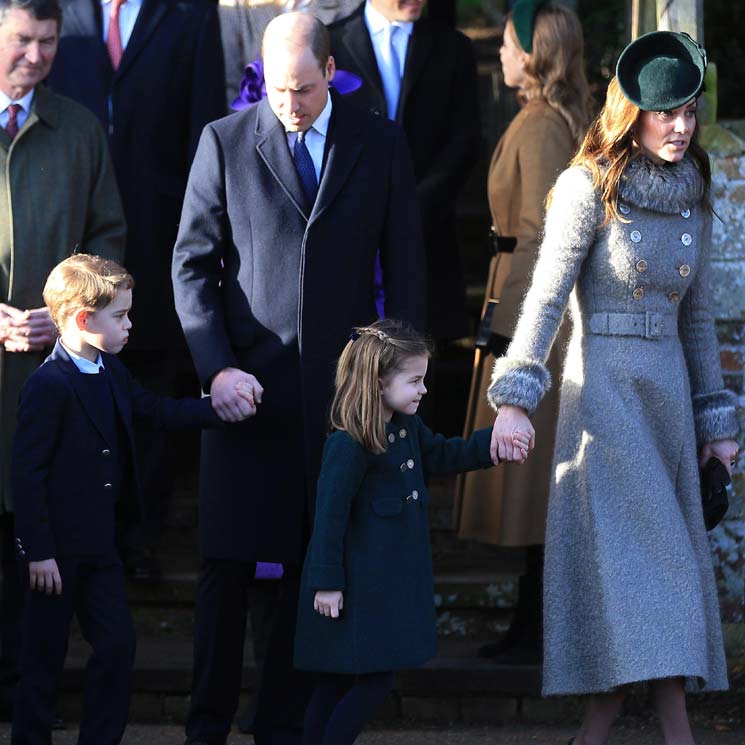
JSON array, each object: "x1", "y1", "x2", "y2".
[
  {"x1": 487, "y1": 358, "x2": 552, "y2": 416},
  {"x1": 693, "y1": 389, "x2": 740, "y2": 445}
]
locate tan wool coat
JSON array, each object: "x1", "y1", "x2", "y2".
[
  {"x1": 453, "y1": 99, "x2": 574, "y2": 547},
  {"x1": 0, "y1": 86, "x2": 126, "y2": 513}
]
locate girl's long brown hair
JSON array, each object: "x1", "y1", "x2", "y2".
[
  {"x1": 508, "y1": 3, "x2": 593, "y2": 145},
  {"x1": 567, "y1": 76, "x2": 711, "y2": 224},
  {"x1": 329, "y1": 320, "x2": 432, "y2": 454}
]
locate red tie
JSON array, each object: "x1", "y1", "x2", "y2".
[
  {"x1": 107, "y1": 0, "x2": 126, "y2": 70},
  {"x1": 4, "y1": 104, "x2": 21, "y2": 140}
]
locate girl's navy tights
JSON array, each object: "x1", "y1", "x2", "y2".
[{"x1": 302, "y1": 670, "x2": 394, "y2": 745}]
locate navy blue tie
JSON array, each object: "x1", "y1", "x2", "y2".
[{"x1": 293, "y1": 130, "x2": 319, "y2": 209}]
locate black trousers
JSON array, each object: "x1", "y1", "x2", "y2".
[
  {"x1": 0, "y1": 514, "x2": 22, "y2": 700},
  {"x1": 186, "y1": 558, "x2": 310, "y2": 745},
  {"x1": 12, "y1": 557, "x2": 135, "y2": 745}
]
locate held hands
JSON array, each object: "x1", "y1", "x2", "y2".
[
  {"x1": 314, "y1": 590, "x2": 344, "y2": 619},
  {"x1": 210, "y1": 367, "x2": 264, "y2": 422},
  {"x1": 491, "y1": 405, "x2": 536, "y2": 464},
  {"x1": 0, "y1": 305, "x2": 57, "y2": 352},
  {"x1": 29, "y1": 559, "x2": 62, "y2": 595},
  {"x1": 700, "y1": 439, "x2": 740, "y2": 477}
]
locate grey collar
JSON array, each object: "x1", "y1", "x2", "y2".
[{"x1": 619, "y1": 154, "x2": 704, "y2": 214}]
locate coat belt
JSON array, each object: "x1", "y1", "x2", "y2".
[{"x1": 588, "y1": 311, "x2": 678, "y2": 339}]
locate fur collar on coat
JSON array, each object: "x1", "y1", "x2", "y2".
[{"x1": 619, "y1": 154, "x2": 704, "y2": 214}]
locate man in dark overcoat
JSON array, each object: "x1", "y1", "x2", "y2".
[
  {"x1": 172, "y1": 12, "x2": 425, "y2": 745},
  {"x1": 0, "y1": 0, "x2": 125, "y2": 716},
  {"x1": 46, "y1": 0, "x2": 225, "y2": 577},
  {"x1": 328, "y1": 0, "x2": 480, "y2": 340}
]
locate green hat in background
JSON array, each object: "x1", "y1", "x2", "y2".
[
  {"x1": 616, "y1": 30, "x2": 707, "y2": 111},
  {"x1": 511, "y1": 0, "x2": 547, "y2": 54}
]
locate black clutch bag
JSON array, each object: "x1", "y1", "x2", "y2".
[{"x1": 700, "y1": 456, "x2": 730, "y2": 531}]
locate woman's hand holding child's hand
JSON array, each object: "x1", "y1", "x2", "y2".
[
  {"x1": 491, "y1": 405, "x2": 535, "y2": 464},
  {"x1": 314, "y1": 590, "x2": 344, "y2": 618},
  {"x1": 29, "y1": 559, "x2": 62, "y2": 595}
]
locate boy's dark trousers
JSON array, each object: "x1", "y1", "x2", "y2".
[{"x1": 11, "y1": 555, "x2": 135, "y2": 745}]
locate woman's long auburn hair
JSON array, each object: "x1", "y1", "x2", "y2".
[
  {"x1": 566, "y1": 77, "x2": 711, "y2": 224},
  {"x1": 508, "y1": 3, "x2": 593, "y2": 145},
  {"x1": 329, "y1": 320, "x2": 432, "y2": 455}
]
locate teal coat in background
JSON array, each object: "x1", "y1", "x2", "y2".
[{"x1": 294, "y1": 414, "x2": 493, "y2": 674}]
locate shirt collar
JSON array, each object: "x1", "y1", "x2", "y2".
[
  {"x1": 287, "y1": 91, "x2": 333, "y2": 138},
  {"x1": 364, "y1": 1, "x2": 414, "y2": 38},
  {"x1": 0, "y1": 88, "x2": 35, "y2": 115},
  {"x1": 61, "y1": 341, "x2": 105, "y2": 374},
  {"x1": 101, "y1": 0, "x2": 143, "y2": 7}
]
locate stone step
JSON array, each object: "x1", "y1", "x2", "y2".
[{"x1": 57, "y1": 635, "x2": 543, "y2": 724}]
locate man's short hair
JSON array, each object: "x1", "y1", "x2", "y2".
[
  {"x1": 0, "y1": 0, "x2": 62, "y2": 28},
  {"x1": 44, "y1": 254, "x2": 134, "y2": 329},
  {"x1": 261, "y1": 13, "x2": 330, "y2": 72}
]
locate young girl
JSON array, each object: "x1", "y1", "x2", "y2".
[{"x1": 294, "y1": 319, "x2": 530, "y2": 744}]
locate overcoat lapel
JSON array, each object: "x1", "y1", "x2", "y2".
[
  {"x1": 255, "y1": 100, "x2": 310, "y2": 220},
  {"x1": 309, "y1": 94, "x2": 362, "y2": 226},
  {"x1": 398, "y1": 21, "x2": 433, "y2": 125},
  {"x1": 115, "y1": 0, "x2": 169, "y2": 80},
  {"x1": 340, "y1": 11, "x2": 384, "y2": 97}
]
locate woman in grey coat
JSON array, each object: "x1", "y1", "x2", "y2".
[{"x1": 488, "y1": 32, "x2": 740, "y2": 745}]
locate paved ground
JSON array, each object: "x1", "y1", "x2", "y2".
[{"x1": 2, "y1": 722, "x2": 745, "y2": 744}]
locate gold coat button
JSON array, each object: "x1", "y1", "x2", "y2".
[
  {"x1": 388, "y1": 433, "x2": 395, "y2": 444},
  {"x1": 635, "y1": 260, "x2": 648, "y2": 273},
  {"x1": 102, "y1": 449, "x2": 111, "y2": 457},
  {"x1": 679, "y1": 264, "x2": 691, "y2": 277},
  {"x1": 630, "y1": 230, "x2": 642, "y2": 243},
  {"x1": 681, "y1": 208, "x2": 691, "y2": 219},
  {"x1": 632, "y1": 287, "x2": 644, "y2": 300},
  {"x1": 104, "y1": 483, "x2": 113, "y2": 490},
  {"x1": 669, "y1": 291, "x2": 680, "y2": 303},
  {"x1": 399, "y1": 429, "x2": 407, "y2": 438},
  {"x1": 412, "y1": 490, "x2": 419, "y2": 501},
  {"x1": 407, "y1": 459, "x2": 415, "y2": 469},
  {"x1": 681, "y1": 233, "x2": 692, "y2": 246}
]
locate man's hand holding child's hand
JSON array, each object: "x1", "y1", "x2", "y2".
[
  {"x1": 209, "y1": 367, "x2": 264, "y2": 422},
  {"x1": 29, "y1": 559, "x2": 62, "y2": 595},
  {"x1": 314, "y1": 590, "x2": 343, "y2": 619}
]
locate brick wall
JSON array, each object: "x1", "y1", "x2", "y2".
[{"x1": 707, "y1": 121, "x2": 745, "y2": 625}]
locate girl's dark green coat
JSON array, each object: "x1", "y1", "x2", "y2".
[{"x1": 294, "y1": 414, "x2": 493, "y2": 674}]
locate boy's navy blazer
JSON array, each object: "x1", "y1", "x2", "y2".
[{"x1": 12, "y1": 340, "x2": 220, "y2": 561}]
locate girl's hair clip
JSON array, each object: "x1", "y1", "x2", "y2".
[{"x1": 349, "y1": 330, "x2": 361, "y2": 342}]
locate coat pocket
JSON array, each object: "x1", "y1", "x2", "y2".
[{"x1": 371, "y1": 497, "x2": 403, "y2": 517}]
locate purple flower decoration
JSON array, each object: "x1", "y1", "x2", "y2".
[{"x1": 231, "y1": 57, "x2": 363, "y2": 111}]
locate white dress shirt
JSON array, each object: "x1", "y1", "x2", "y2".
[
  {"x1": 0, "y1": 89, "x2": 35, "y2": 131},
  {"x1": 101, "y1": 0, "x2": 143, "y2": 48},
  {"x1": 61, "y1": 342, "x2": 105, "y2": 374},
  {"x1": 364, "y1": 1, "x2": 413, "y2": 84},
  {"x1": 285, "y1": 92, "x2": 333, "y2": 183}
]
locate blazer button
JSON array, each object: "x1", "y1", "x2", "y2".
[
  {"x1": 681, "y1": 208, "x2": 691, "y2": 218},
  {"x1": 104, "y1": 483, "x2": 113, "y2": 490},
  {"x1": 681, "y1": 233, "x2": 692, "y2": 246},
  {"x1": 411, "y1": 490, "x2": 419, "y2": 501},
  {"x1": 18, "y1": 549, "x2": 25, "y2": 557},
  {"x1": 630, "y1": 230, "x2": 642, "y2": 243},
  {"x1": 619, "y1": 203, "x2": 630, "y2": 215},
  {"x1": 102, "y1": 449, "x2": 111, "y2": 457},
  {"x1": 669, "y1": 291, "x2": 680, "y2": 303},
  {"x1": 407, "y1": 459, "x2": 415, "y2": 469},
  {"x1": 679, "y1": 264, "x2": 691, "y2": 277},
  {"x1": 632, "y1": 287, "x2": 644, "y2": 300},
  {"x1": 399, "y1": 429, "x2": 407, "y2": 438},
  {"x1": 400, "y1": 463, "x2": 407, "y2": 472},
  {"x1": 635, "y1": 259, "x2": 648, "y2": 273},
  {"x1": 388, "y1": 433, "x2": 395, "y2": 444}
]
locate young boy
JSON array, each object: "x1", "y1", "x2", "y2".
[{"x1": 10, "y1": 255, "x2": 251, "y2": 745}]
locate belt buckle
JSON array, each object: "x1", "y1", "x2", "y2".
[{"x1": 645, "y1": 311, "x2": 664, "y2": 339}]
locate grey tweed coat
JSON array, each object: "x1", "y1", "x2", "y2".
[{"x1": 488, "y1": 154, "x2": 739, "y2": 696}]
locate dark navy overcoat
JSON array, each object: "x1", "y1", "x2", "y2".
[{"x1": 294, "y1": 415, "x2": 492, "y2": 673}]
